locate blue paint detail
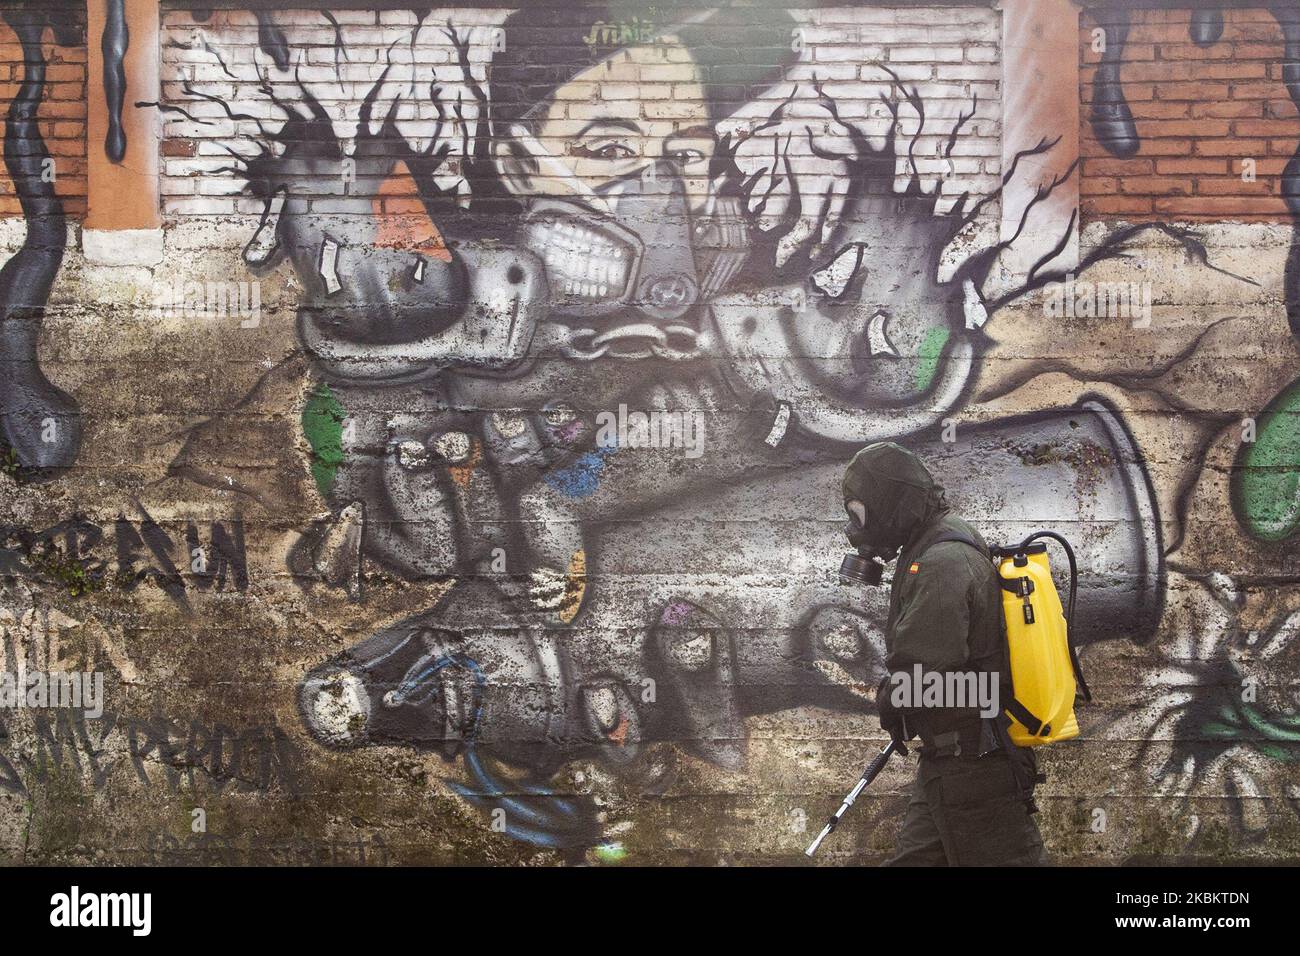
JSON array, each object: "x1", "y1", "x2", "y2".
[
  {"x1": 393, "y1": 653, "x2": 486, "y2": 738},
  {"x1": 434, "y1": 660, "x2": 600, "y2": 848},
  {"x1": 424, "y1": 654, "x2": 603, "y2": 850},
  {"x1": 543, "y1": 446, "x2": 615, "y2": 499},
  {"x1": 449, "y1": 746, "x2": 603, "y2": 850}
]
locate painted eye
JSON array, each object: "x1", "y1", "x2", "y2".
[
  {"x1": 668, "y1": 148, "x2": 706, "y2": 167},
  {"x1": 573, "y1": 142, "x2": 636, "y2": 161}
]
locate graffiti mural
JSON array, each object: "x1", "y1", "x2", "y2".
[
  {"x1": 161, "y1": 4, "x2": 1177, "y2": 856},
  {"x1": 0, "y1": 1, "x2": 1297, "y2": 864}
]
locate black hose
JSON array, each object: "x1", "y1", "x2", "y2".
[{"x1": 1016, "y1": 531, "x2": 1092, "y2": 702}]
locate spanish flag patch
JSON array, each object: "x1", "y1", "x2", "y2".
[{"x1": 908, "y1": 562, "x2": 921, "y2": 574}]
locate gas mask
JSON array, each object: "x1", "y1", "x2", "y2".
[
  {"x1": 840, "y1": 500, "x2": 899, "y2": 587},
  {"x1": 520, "y1": 163, "x2": 748, "y2": 324}
]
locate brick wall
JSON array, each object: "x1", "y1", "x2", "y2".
[
  {"x1": 1080, "y1": 7, "x2": 1299, "y2": 222},
  {"x1": 0, "y1": 15, "x2": 87, "y2": 219},
  {"x1": 158, "y1": 6, "x2": 1002, "y2": 219}
]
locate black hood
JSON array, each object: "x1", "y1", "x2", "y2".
[{"x1": 841, "y1": 442, "x2": 948, "y2": 552}]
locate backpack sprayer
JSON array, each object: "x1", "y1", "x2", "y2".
[{"x1": 807, "y1": 531, "x2": 1090, "y2": 857}]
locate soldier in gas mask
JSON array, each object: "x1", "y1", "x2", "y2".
[{"x1": 842, "y1": 442, "x2": 1048, "y2": 866}]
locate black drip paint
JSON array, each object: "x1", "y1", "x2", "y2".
[
  {"x1": 1089, "y1": 10, "x2": 1140, "y2": 159},
  {"x1": 103, "y1": 0, "x2": 128, "y2": 163},
  {"x1": 1273, "y1": 7, "x2": 1300, "y2": 337},
  {"x1": 255, "y1": 11, "x2": 291, "y2": 71},
  {"x1": 0, "y1": 9, "x2": 82, "y2": 476},
  {"x1": 1190, "y1": 8, "x2": 1225, "y2": 47}
]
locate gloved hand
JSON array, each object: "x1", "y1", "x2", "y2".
[{"x1": 876, "y1": 674, "x2": 910, "y2": 756}]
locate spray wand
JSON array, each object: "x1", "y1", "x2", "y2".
[{"x1": 804, "y1": 740, "x2": 900, "y2": 857}]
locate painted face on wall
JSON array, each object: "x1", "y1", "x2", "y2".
[
  {"x1": 519, "y1": 37, "x2": 716, "y2": 212},
  {"x1": 495, "y1": 37, "x2": 749, "y2": 355}
]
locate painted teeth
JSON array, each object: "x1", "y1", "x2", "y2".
[{"x1": 533, "y1": 220, "x2": 628, "y2": 300}]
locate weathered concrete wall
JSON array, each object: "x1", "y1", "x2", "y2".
[{"x1": 0, "y1": 0, "x2": 1297, "y2": 865}]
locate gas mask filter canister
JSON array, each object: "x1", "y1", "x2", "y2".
[
  {"x1": 840, "y1": 502, "x2": 894, "y2": 587},
  {"x1": 840, "y1": 551, "x2": 886, "y2": 587}
]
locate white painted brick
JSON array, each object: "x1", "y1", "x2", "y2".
[
  {"x1": 937, "y1": 64, "x2": 1003, "y2": 82},
  {"x1": 306, "y1": 46, "x2": 379, "y2": 65},
  {"x1": 865, "y1": 63, "x2": 935, "y2": 82},
  {"x1": 794, "y1": 63, "x2": 859, "y2": 81},
  {"x1": 165, "y1": 158, "x2": 237, "y2": 177},
  {"x1": 889, "y1": 46, "x2": 964, "y2": 63},
  {"x1": 195, "y1": 178, "x2": 251, "y2": 197},
  {"x1": 165, "y1": 198, "x2": 239, "y2": 215},
  {"x1": 275, "y1": 11, "x2": 377, "y2": 25},
  {"x1": 814, "y1": 45, "x2": 880, "y2": 62}
]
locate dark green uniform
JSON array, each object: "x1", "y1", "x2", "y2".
[{"x1": 842, "y1": 442, "x2": 1048, "y2": 867}]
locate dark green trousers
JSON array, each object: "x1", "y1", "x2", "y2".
[{"x1": 884, "y1": 751, "x2": 1049, "y2": 866}]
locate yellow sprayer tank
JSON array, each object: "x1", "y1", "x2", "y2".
[{"x1": 995, "y1": 543, "x2": 1080, "y2": 747}]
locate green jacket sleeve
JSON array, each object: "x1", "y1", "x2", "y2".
[{"x1": 886, "y1": 544, "x2": 976, "y2": 674}]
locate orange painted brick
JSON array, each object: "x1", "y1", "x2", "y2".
[
  {"x1": 1234, "y1": 119, "x2": 1300, "y2": 137},
  {"x1": 1156, "y1": 82, "x2": 1231, "y2": 100},
  {"x1": 1083, "y1": 158, "x2": 1155, "y2": 177},
  {"x1": 1118, "y1": 176, "x2": 1193, "y2": 195},
  {"x1": 1123, "y1": 61, "x2": 1267, "y2": 82},
  {"x1": 1194, "y1": 138, "x2": 1266, "y2": 157},
  {"x1": 1192, "y1": 100, "x2": 1263, "y2": 119},
  {"x1": 1155, "y1": 158, "x2": 1231, "y2": 175},
  {"x1": 1129, "y1": 100, "x2": 1192, "y2": 119},
  {"x1": 1242, "y1": 156, "x2": 1293, "y2": 175},
  {"x1": 1220, "y1": 20, "x2": 1290, "y2": 42},
  {"x1": 45, "y1": 64, "x2": 84, "y2": 82},
  {"x1": 1157, "y1": 43, "x2": 1235, "y2": 60},
  {"x1": 1154, "y1": 195, "x2": 1286, "y2": 216},
  {"x1": 1140, "y1": 119, "x2": 1233, "y2": 138},
  {"x1": 36, "y1": 100, "x2": 85, "y2": 119},
  {"x1": 1080, "y1": 177, "x2": 1121, "y2": 196},
  {"x1": 1082, "y1": 196, "x2": 1154, "y2": 216},
  {"x1": 1138, "y1": 138, "x2": 1198, "y2": 156},
  {"x1": 1082, "y1": 82, "x2": 1156, "y2": 103},
  {"x1": 1235, "y1": 43, "x2": 1287, "y2": 60},
  {"x1": 1196, "y1": 176, "x2": 1275, "y2": 196},
  {"x1": 1231, "y1": 81, "x2": 1290, "y2": 99}
]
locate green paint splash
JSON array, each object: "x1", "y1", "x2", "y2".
[
  {"x1": 1234, "y1": 377, "x2": 1300, "y2": 542},
  {"x1": 591, "y1": 841, "x2": 628, "y2": 864},
  {"x1": 302, "y1": 383, "x2": 346, "y2": 497},
  {"x1": 914, "y1": 328, "x2": 950, "y2": 394},
  {"x1": 1202, "y1": 701, "x2": 1300, "y2": 763}
]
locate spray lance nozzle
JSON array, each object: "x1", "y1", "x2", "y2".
[{"x1": 805, "y1": 739, "x2": 901, "y2": 857}]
